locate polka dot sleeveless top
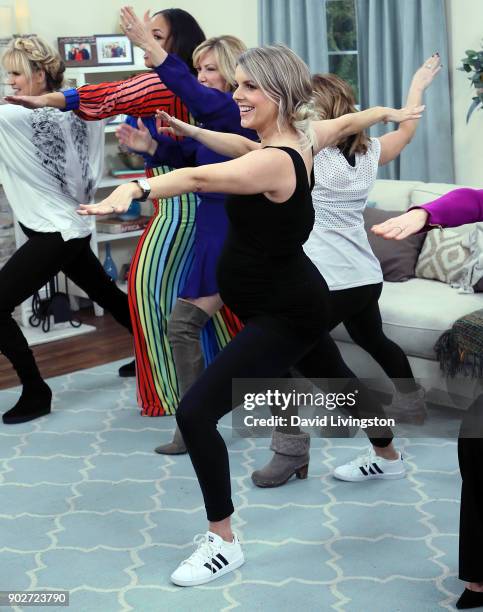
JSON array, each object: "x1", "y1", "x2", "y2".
[{"x1": 303, "y1": 138, "x2": 383, "y2": 290}]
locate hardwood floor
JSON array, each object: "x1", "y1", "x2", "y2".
[{"x1": 0, "y1": 309, "x2": 134, "y2": 390}]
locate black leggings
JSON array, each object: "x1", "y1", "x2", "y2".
[
  {"x1": 277, "y1": 283, "x2": 405, "y2": 441},
  {"x1": 0, "y1": 225, "x2": 132, "y2": 387},
  {"x1": 176, "y1": 316, "x2": 393, "y2": 522},
  {"x1": 458, "y1": 395, "x2": 483, "y2": 582},
  {"x1": 329, "y1": 283, "x2": 416, "y2": 392}
]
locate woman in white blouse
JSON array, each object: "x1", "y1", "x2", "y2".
[{"x1": 0, "y1": 37, "x2": 132, "y2": 425}]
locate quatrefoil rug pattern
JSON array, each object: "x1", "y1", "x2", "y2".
[{"x1": 0, "y1": 361, "x2": 462, "y2": 611}]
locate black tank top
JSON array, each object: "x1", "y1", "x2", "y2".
[{"x1": 217, "y1": 146, "x2": 329, "y2": 335}]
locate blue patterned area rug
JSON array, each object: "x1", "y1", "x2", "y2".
[{"x1": 0, "y1": 361, "x2": 462, "y2": 611}]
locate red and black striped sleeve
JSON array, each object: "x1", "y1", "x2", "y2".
[{"x1": 74, "y1": 71, "x2": 189, "y2": 121}]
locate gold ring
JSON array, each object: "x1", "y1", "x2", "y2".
[
  {"x1": 394, "y1": 226, "x2": 403, "y2": 233},
  {"x1": 125, "y1": 24, "x2": 133, "y2": 31}
]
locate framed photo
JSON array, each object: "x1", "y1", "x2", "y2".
[
  {"x1": 58, "y1": 36, "x2": 97, "y2": 67},
  {"x1": 95, "y1": 34, "x2": 134, "y2": 66}
]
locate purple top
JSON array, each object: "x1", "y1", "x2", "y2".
[
  {"x1": 148, "y1": 53, "x2": 256, "y2": 201},
  {"x1": 412, "y1": 188, "x2": 483, "y2": 229},
  {"x1": 154, "y1": 54, "x2": 245, "y2": 129}
]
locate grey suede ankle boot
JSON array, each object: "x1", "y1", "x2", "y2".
[
  {"x1": 155, "y1": 426, "x2": 186, "y2": 455},
  {"x1": 385, "y1": 387, "x2": 427, "y2": 424},
  {"x1": 251, "y1": 430, "x2": 310, "y2": 488}
]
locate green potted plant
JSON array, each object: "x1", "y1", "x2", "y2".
[{"x1": 458, "y1": 43, "x2": 483, "y2": 122}]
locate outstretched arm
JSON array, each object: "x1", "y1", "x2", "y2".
[
  {"x1": 4, "y1": 90, "x2": 66, "y2": 110},
  {"x1": 156, "y1": 111, "x2": 261, "y2": 158},
  {"x1": 156, "y1": 106, "x2": 423, "y2": 160},
  {"x1": 6, "y1": 72, "x2": 185, "y2": 121},
  {"x1": 371, "y1": 188, "x2": 483, "y2": 239},
  {"x1": 77, "y1": 148, "x2": 297, "y2": 215},
  {"x1": 378, "y1": 54, "x2": 441, "y2": 165},
  {"x1": 312, "y1": 105, "x2": 425, "y2": 154}
]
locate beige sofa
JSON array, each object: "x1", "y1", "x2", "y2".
[{"x1": 331, "y1": 180, "x2": 483, "y2": 409}]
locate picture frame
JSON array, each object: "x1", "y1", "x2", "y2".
[
  {"x1": 58, "y1": 36, "x2": 97, "y2": 67},
  {"x1": 95, "y1": 34, "x2": 134, "y2": 66}
]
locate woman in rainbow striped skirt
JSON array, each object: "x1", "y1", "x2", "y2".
[{"x1": 6, "y1": 8, "x2": 242, "y2": 418}]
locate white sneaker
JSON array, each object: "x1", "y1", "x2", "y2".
[
  {"x1": 333, "y1": 447, "x2": 406, "y2": 482},
  {"x1": 170, "y1": 531, "x2": 244, "y2": 586}
]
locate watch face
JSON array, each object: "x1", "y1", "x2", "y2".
[{"x1": 139, "y1": 178, "x2": 151, "y2": 192}]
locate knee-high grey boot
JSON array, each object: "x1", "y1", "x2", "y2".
[
  {"x1": 251, "y1": 430, "x2": 310, "y2": 488},
  {"x1": 155, "y1": 300, "x2": 210, "y2": 455}
]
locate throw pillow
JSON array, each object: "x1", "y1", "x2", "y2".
[
  {"x1": 415, "y1": 229, "x2": 469, "y2": 284},
  {"x1": 415, "y1": 225, "x2": 483, "y2": 292},
  {"x1": 363, "y1": 208, "x2": 427, "y2": 282},
  {"x1": 461, "y1": 224, "x2": 483, "y2": 292}
]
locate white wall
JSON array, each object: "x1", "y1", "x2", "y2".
[
  {"x1": 10, "y1": 0, "x2": 482, "y2": 188},
  {"x1": 446, "y1": 0, "x2": 483, "y2": 187},
  {"x1": 27, "y1": 0, "x2": 258, "y2": 49}
]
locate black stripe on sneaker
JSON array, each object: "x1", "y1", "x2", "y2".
[
  {"x1": 359, "y1": 466, "x2": 368, "y2": 476},
  {"x1": 211, "y1": 558, "x2": 223, "y2": 570},
  {"x1": 204, "y1": 562, "x2": 213, "y2": 572},
  {"x1": 217, "y1": 553, "x2": 229, "y2": 566},
  {"x1": 368, "y1": 466, "x2": 376, "y2": 475},
  {"x1": 372, "y1": 463, "x2": 384, "y2": 474}
]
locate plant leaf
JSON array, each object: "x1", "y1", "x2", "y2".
[{"x1": 466, "y1": 97, "x2": 481, "y2": 123}]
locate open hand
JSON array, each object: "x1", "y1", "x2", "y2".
[
  {"x1": 155, "y1": 110, "x2": 196, "y2": 138},
  {"x1": 77, "y1": 183, "x2": 138, "y2": 216},
  {"x1": 371, "y1": 208, "x2": 429, "y2": 240},
  {"x1": 116, "y1": 117, "x2": 154, "y2": 153},
  {"x1": 120, "y1": 6, "x2": 153, "y2": 50},
  {"x1": 384, "y1": 105, "x2": 426, "y2": 124},
  {"x1": 3, "y1": 94, "x2": 48, "y2": 109},
  {"x1": 411, "y1": 53, "x2": 442, "y2": 91}
]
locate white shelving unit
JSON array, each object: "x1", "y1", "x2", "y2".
[{"x1": 96, "y1": 229, "x2": 145, "y2": 243}]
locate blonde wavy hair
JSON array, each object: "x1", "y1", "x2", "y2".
[
  {"x1": 192, "y1": 35, "x2": 246, "y2": 92},
  {"x1": 237, "y1": 44, "x2": 317, "y2": 148},
  {"x1": 2, "y1": 36, "x2": 65, "y2": 93},
  {"x1": 312, "y1": 73, "x2": 370, "y2": 156}
]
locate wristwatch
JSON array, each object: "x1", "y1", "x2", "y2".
[{"x1": 131, "y1": 177, "x2": 151, "y2": 202}]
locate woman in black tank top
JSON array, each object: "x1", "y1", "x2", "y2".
[
  {"x1": 80, "y1": 44, "x2": 425, "y2": 586},
  {"x1": 218, "y1": 145, "x2": 328, "y2": 336}
]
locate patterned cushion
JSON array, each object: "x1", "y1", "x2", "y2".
[{"x1": 415, "y1": 229, "x2": 469, "y2": 284}]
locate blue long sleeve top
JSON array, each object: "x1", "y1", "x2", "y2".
[
  {"x1": 133, "y1": 53, "x2": 258, "y2": 201},
  {"x1": 154, "y1": 54, "x2": 251, "y2": 132}
]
